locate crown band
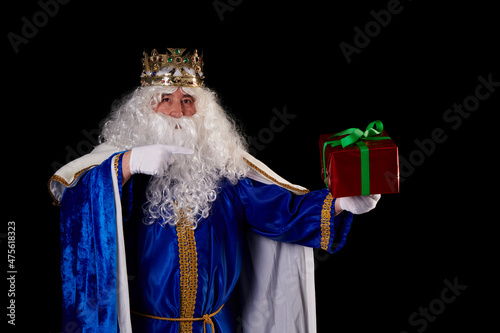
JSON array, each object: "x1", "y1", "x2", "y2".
[
  {"x1": 140, "y1": 48, "x2": 205, "y2": 88},
  {"x1": 141, "y1": 75, "x2": 204, "y2": 87}
]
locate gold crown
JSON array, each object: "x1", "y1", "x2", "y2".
[{"x1": 140, "y1": 48, "x2": 204, "y2": 87}]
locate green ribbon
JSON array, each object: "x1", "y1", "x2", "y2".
[{"x1": 322, "y1": 120, "x2": 390, "y2": 195}]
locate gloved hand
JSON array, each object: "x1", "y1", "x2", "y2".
[
  {"x1": 129, "y1": 144, "x2": 194, "y2": 176},
  {"x1": 338, "y1": 194, "x2": 381, "y2": 214}
]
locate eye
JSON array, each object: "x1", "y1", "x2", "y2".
[
  {"x1": 182, "y1": 98, "x2": 193, "y2": 104},
  {"x1": 162, "y1": 97, "x2": 171, "y2": 102}
]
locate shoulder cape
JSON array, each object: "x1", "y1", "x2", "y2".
[{"x1": 49, "y1": 144, "x2": 317, "y2": 333}]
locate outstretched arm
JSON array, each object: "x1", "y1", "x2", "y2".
[{"x1": 235, "y1": 178, "x2": 353, "y2": 254}]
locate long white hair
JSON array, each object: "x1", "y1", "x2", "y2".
[{"x1": 99, "y1": 86, "x2": 249, "y2": 228}]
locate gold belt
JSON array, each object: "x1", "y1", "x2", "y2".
[{"x1": 131, "y1": 304, "x2": 225, "y2": 333}]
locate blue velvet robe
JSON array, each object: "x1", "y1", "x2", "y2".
[{"x1": 59, "y1": 153, "x2": 353, "y2": 332}]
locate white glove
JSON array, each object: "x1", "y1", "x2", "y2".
[
  {"x1": 129, "y1": 144, "x2": 194, "y2": 176},
  {"x1": 338, "y1": 194, "x2": 381, "y2": 214}
]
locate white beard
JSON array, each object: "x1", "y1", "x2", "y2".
[
  {"x1": 100, "y1": 87, "x2": 249, "y2": 228},
  {"x1": 142, "y1": 112, "x2": 227, "y2": 228}
]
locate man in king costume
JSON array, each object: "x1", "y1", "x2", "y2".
[{"x1": 49, "y1": 48, "x2": 380, "y2": 333}]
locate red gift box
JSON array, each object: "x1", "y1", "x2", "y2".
[{"x1": 319, "y1": 121, "x2": 399, "y2": 198}]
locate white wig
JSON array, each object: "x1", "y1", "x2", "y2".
[{"x1": 99, "y1": 86, "x2": 249, "y2": 228}]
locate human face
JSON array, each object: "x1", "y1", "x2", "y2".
[{"x1": 155, "y1": 88, "x2": 197, "y2": 118}]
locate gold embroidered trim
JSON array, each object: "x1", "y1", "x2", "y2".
[
  {"x1": 320, "y1": 193, "x2": 333, "y2": 251},
  {"x1": 176, "y1": 213, "x2": 198, "y2": 333},
  {"x1": 48, "y1": 165, "x2": 98, "y2": 205},
  {"x1": 49, "y1": 152, "x2": 124, "y2": 205},
  {"x1": 243, "y1": 157, "x2": 310, "y2": 194},
  {"x1": 114, "y1": 152, "x2": 124, "y2": 178}
]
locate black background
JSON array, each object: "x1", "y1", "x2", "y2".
[{"x1": 3, "y1": 0, "x2": 498, "y2": 332}]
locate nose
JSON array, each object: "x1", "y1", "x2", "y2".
[{"x1": 169, "y1": 102, "x2": 184, "y2": 118}]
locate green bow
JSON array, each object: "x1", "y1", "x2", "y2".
[{"x1": 322, "y1": 120, "x2": 390, "y2": 194}]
